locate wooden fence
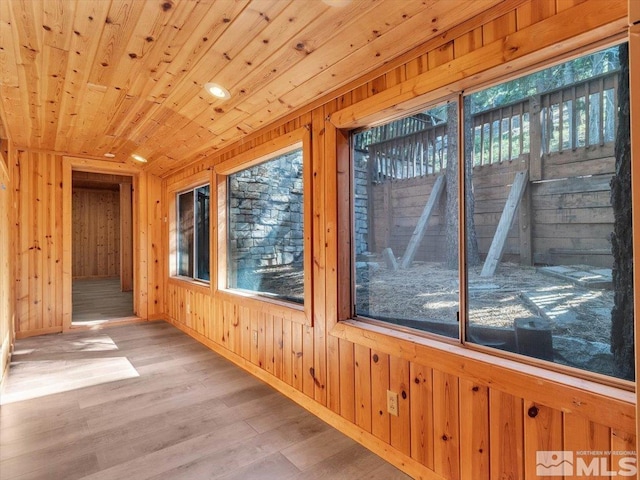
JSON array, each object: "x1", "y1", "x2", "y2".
[{"x1": 367, "y1": 71, "x2": 619, "y2": 267}]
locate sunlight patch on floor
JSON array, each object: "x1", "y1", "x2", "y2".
[{"x1": 1, "y1": 357, "x2": 139, "y2": 404}]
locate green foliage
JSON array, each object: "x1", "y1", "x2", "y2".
[{"x1": 468, "y1": 46, "x2": 620, "y2": 114}]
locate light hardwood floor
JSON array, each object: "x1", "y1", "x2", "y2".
[
  {"x1": 72, "y1": 278, "x2": 134, "y2": 324},
  {"x1": 0, "y1": 321, "x2": 411, "y2": 480}
]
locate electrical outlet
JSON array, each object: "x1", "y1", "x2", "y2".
[
  {"x1": 387, "y1": 390, "x2": 399, "y2": 416},
  {"x1": 252, "y1": 330, "x2": 258, "y2": 347}
]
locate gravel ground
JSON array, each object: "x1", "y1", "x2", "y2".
[{"x1": 358, "y1": 260, "x2": 613, "y2": 344}]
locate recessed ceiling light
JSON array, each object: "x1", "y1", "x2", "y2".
[
  {"x1": 103, "y1": 153, "x2": 116, "y2": 158},
  {"x1": 204, "y1": 82, "x2": 231, "y2": 100},
  {"x1": 131, "y1": 153, "x2": 147, "y2": 163}
]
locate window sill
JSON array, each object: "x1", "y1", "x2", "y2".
[
  {"x1": 168, "y1": 276, "x2": 212, "y2": 295},
  {"x1": 330, "y1": 319, "x2": 635, "y2": 432},
  {"x1": 216, "y1": 288, "x2": 310, "y2": 326}
]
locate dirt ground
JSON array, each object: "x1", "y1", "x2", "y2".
[
  {"x1": 358, "y1": 260, "x2": 613, "y2": 345},
  {"x1": 252, "y1": 260, "x2": 613, "y2": 346}
]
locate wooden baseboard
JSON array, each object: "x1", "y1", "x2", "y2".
[
  {"x1": 72, "y1": 275, "x2": 120, "y2": 280},
  {"x1": 68, "y1": 316, "x2": 147, "y2": 332},
  {"x1": 0, "y1": 332, "x2": 14, "y2": 389},
  {"x1": 164, "y1": 316, "x2": 443, "y2": 480},
  {"x1": 16, "y1": 326, "x2": 63, "y2": 339}
]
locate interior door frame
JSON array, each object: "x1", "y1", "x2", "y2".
[{"x1": 62, "y1": 156, "x2": 143, "y2": 331}]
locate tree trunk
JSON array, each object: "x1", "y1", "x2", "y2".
[
  {"x1": 464, "y1": 98, "x2": 481, "y2": 267},
  {"x1": 610, "y1": 43, "x2": 634, "y2": 381},
  {"x1": 445, "y1": 100, "x2": 481, "y2": 269},
  {"x1": 445, "y1": 103, "x2": 459, "y2": 269}
]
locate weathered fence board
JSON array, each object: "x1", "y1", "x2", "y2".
[
  {"x1": 481, "y1": 170, "x2": 529, "y2": 277},
  {"x1": 400, "y1": 175, "x2": 446, "y2": 269}
]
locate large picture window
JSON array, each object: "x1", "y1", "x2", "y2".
[
  {"x1": 226, "y1": 148, "x2": 304, "y2": 303},
  {"x1": 464, "y1": 44, "x2": 632, "y2": 381},
  {"x1": 349, "y1": 43, "x2": 633, "y2": 382},
  {"x1": 176, "y1": 184, "x2": 210, "y2": 282},
  {"x1": 215, "y1": 127, "x2": 311, "y2": 320},
  {"x1": 353, "y1": 102, "x2": 459, "y2": 339}
]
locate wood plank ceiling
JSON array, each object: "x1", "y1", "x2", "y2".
[{"x1": 0, "y1": 0, "x2": 501, "y2": 176}]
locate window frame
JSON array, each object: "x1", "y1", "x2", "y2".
[
  {"x1": 331, "y1": 40, "x2": 634, "y2": 391},
  {"x1": 214, "y1": 126, "x2": 313, "y2": 326},
  {"x1": 168, "y1": 170, "x2": 213, "y2": 291}
]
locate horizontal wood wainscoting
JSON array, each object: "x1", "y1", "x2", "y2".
[
  {"x1": 11, "y1": 152, "x2": 165, "y2": 338},
  {"x1": 162, "y1": 1, "x2": 637, "y2": 479}
]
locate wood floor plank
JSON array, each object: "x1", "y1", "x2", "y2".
[
  {"x1": 72, "y1": 278, "x2": 134, "y2": 322},
  {"x1": 281, "y1": 427, "x2": 362, "y2": 471},
  {"x1": 0, "y1": 322, "x2": 410, "y2": 480},
  {"x1": 287, "y1": 443, "x2": 390, "y2": 480},
  {"x1": 216, "y1": 452, "x2": 300, "y2": 480}
]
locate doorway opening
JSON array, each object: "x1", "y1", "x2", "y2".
[{"x1": 71, "y1": 171, "x2": 135, "y2": 325}]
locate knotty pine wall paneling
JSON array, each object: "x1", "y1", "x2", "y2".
[
  {"x1": 71, "y1": 188, "x2": 120, "y2": 279},
  {"x1": 0, "y1": 146, "x2": 14, "y2": 382},
  {"x1": 13, "y1": 150, "x2": 64, "y2": 338},
  {"x1": 120, "y1": 183, "x2": 133, "y2": 291},
  {"x1": 11, "y1": 152, "x2": 165, "y2": 337},
  {"x1": 146, "y1": 172, "x2": 165, "y2": 319},
  {"x1": 162, "y1": 1, "x2": 637, "y2": 478}
]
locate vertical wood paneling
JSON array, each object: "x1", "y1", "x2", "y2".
[
  {"x1": 13, "y1": 152, "x2": 161, "y2": 336},
  {"x1": 72, "y1": 188, "x2": 121, "y2": 278},
  {"x1": 281, "y1": 318, "x2": 292, "y2": 385},
  {"x1": 14, "y1": 151, "x2": 64, "y2": 336},
  {"x1": 459, "y1": 380, "x2": 490, "y2": 479},
  {"x1": 302, "y1": 324, "x2": 314, "y2": 398},
  {"x1": 54, "y1": 157, "x2": 64, "y2": 327},
  {"x1": 17, "y1": 151, "x2": 31, "y2": 333},
  {"x1": 0, "y1": 156, "x2": 13, "y2": 379},
  {"x1": 44, "y1": 152, "x2": 56, "y2": 327},
  {"x1": 324, "y1": 99, "x2": 341, "y2": 415},
  {"x1": 273, "y1": 315, "x2": 283, "y2": 380},
  {"x1": 265, "y1": 312, "x2": 275, "y2": 375},
  {"x1": 390, "y1": 356, "x2": 411, "y2": 456},
  {"x1": 147, "y1": 173, "x2": 164, "y2": 316},
  {"x1": 136, "y1": 170, "x2": 148, "y2": 319},
  {"x1": 29, "y1": 155, "x2": 42, "y2": 331},
  {"x1": 563, "y1": 414, "x2": 610, "y2": 480},
  {"x1": 410, "y1": 362, "x2": 434, "y2": 469},
  {"x1": 339, "y1": 339, "x2": 356, "y2": 423},
  {"x1": 257, "y1": 311, "x2": 266, "y2": 370},
  {"x1": 292, "y1": 322, "x2": 303, "y2": 391},
  {"x1": 312, "y1": 106, "x2": 327, "y2": 406},
  {"x1": 240, "y1": 305, "x2": 251, "y2": 361},
  {"x1": 490, "y1": 390, "x2": 524, "y2": 480},
  {"x1": 523, "y1": 401, "x2": 563, "y2": 479},
  {"x1": 370, "y1": 350, "x2": 391, "y2": 443},
  {"x1": 433, "y1": 370, "x2": 460, "y2": 480},
  {"x1": 611, "y1": 429, "x2": 636, "y2": 477},
  {"x1": 453, "y1": 27, "x2": 483, "y2": 57},
  {"x1": 482, "y1": 11, "x2": 517, "y2": 44},
  {"x1": 517, "y1": 0, "x2": 557, "y2": 28},
  {"x1": 120, "y1": 183, "x2": 133, "y2": 291},
  {"x1": 355, "y1": 344, "x2": 372, "y2": 433},
  {"x1": 249, "y1": 308, "x2": 259, "y2": 366}
]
